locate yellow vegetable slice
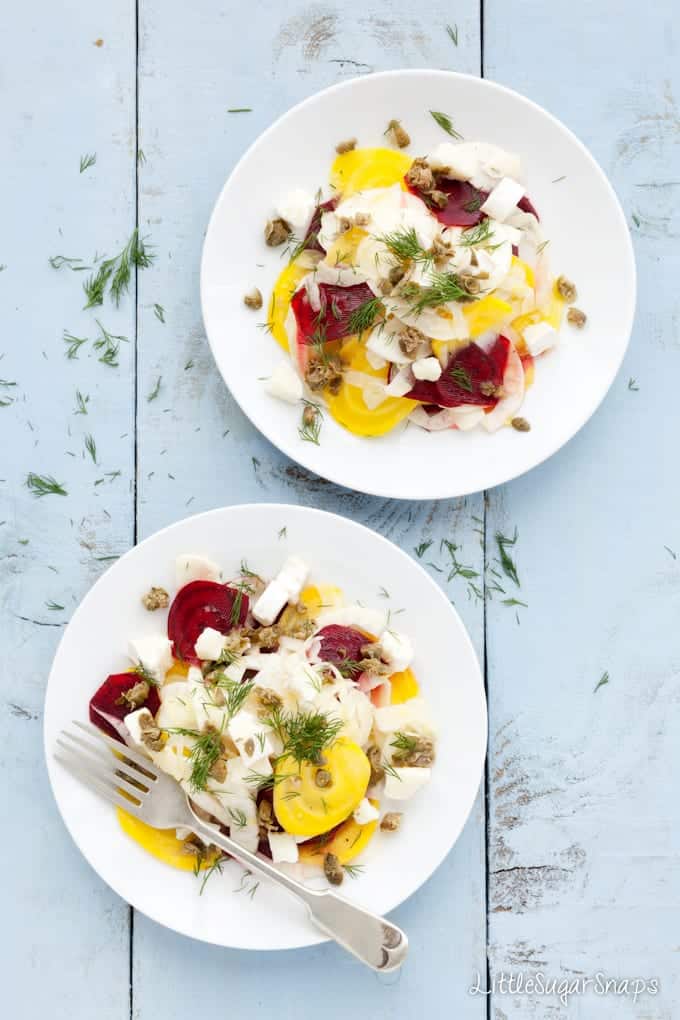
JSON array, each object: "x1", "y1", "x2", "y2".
[
  {"x1": 511, "y1": 255, "x2": 535, "y2": 288},
  {"x1": 326, "y1": 336, "x2": 417, "y2": 437},
  {"x1": 268, "y1": 261, "x2": 310, "y2": 352},
  {"x1": 463, "y1": 295, "x2": 513, "y2": 337},
  {"x1": 330, "y1": 147, "x2": 412, "y2": 196},
  {"x1": 324, "y1": 226, "x2": 367, "y2": 269},
  {"x1": 299, "y1": 584, "x2": 344, "y2": 615},
  {"x1": 298, "y1": 799, "x2": 380, "y2": 866},
  {"x1": 273, "y1": 739, "x2": 370, "y2": 838},
  {"x1": 390, "y1": 668, "x2": 420, "y2": 704},
  {"x1": 116, "y1": 807, "x2": 220, "y2": 872}
]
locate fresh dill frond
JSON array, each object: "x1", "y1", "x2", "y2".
[
  {"x1": 49, "y1": 255, "x2": 88, "y2": 271},
  {"x1": 74, "y1": 390, "x2": 89, "y2": 415},
  {"x1": 299, "y1": 399, "x2": 323, "y2": 445},
  {"x1": 390, "y1": 731, "x2": 419, "y2": 755},
  {"x1": 198, "y1": 854, "x2": 225, "y2": 895},
  {"x1": 441, "y1": 538, "x2": 478, "y2": 582},
  {"x1": 168, "y1": 726, "x2": 223, "y2": 791},
  {"x1": 266, "y1": 707, "x2": 342, "y2": 765},
  {"x1": 429, "y1": 110, "x2": 463, "y2": 140},
  {"x1": 459, "y1": 218, "x2": 498, "y2": 248},
  {"x1": 342, "y1": 863, "x2": 365, "y2": 879},
  {"x1": 132, "y1": 661, "x2": 158, "y2": 686},
  {"x1": 375, "y1": 226, "x2": 430, "y2": 264},
  {"x1": 462, "y1": 189, "x2": 484, "y2": 213},
  {"x1": 84, "y1": 433, "x2": 97, "y2": 464},
  {"x1": 414, "y1": 539, "x2": 433, "y2": 559},
  {"x1": 448, "y1": 364, "x2": 473, "y2": 391},
  {"x1": 594, "y1": 671, "x2": 610, "y2": 693},
  {"x1": 228, "y1": 807, "x2": 248, "y2": 829},
  {"x1": 147, "y1": 375, "x2": 162, "y2": 402},
  {"x1": 153, "y1": 303, "x2": 165, "y2": 323},
  {"x1": 227, "y1": 107, "x2": 253, "y2": 113},
  {"x1": 83, "y1": 260, "x2": 115, "y2": 308},
  {"x1": 82, "y1": 229, "x2": 155, "y2": 308},
  {"x1": 63, "y1": 331, "x2": 89, "y2": 359},
  {"x1": 93, "y1": 320, "x2": 128, "y2": 367},
  {"x1": 446, "y1": 23, "x2": 458, "y2": 46},
  {"x1": 45, "y1": 600, "x2": 65, "y2": 611},
  {"x1": 79, "y1": 153, "x2": 97, "y2": 173},
  {"x1": 628, "y1": 377, "x2": 639, "y2": 392},
  {"x1": 377, "y1": 586, "x2": 390, "y2": 598},
  {"x1": 26, "y1": 473, "x2": 68, "y2": 498},
  {"x1": 406, "y1": 271, "x2": 472, "y2": 313},
  {"x1": 346, "y1": 297, "x2": 383, "y2": 335},
  {"x1": 501, "y1": 597, "x2": 528, "y2": 608},
  {"x1": 278, "y1": 526, "x2": 287, "y2": 540},
  {"x1": 211, "y1": 676, "x2": 255, "y2": 719},
  {"x1": 495, "y1": 529, "x2": 520, "y2": 587},
  {"x1": 535, "y1": 239, "x2": 550, "y2": 256}
]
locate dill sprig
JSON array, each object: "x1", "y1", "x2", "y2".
[
  {"x1": 342, "y1": 863, "x2": 365, "y2": 879},
  {"x1": 375, "y1": 227, "x2": 430, "y2": 264},
  {"x1": 153, "y1": 303, "x2": 165, "y2": 323},
  {"x1": 83, "y1": 229, "x2": 155, "y2": 308},
  {"x1": 446, "y1": 23, "x2": 458, "y2": 46},
  {"x1": 448, "y1": 364, "x2": 473, "y2": 391},
  {"x1": 429, "y1": 110, "x2": 463, "y2": 140},
  {"x1": 93, "y1": 320, "x2": 127, "y2": 367},
  {"x1": 299, "y1": 400, "x2": 323, "y2": 445},
  {"x1": 132, "y1": 662, "x2": 159, "y2": 686},
  {"x1": 414, "y1": 539, "x2": 433, "y2": 559},
  {"x1": 594, "y1": 671, "x2": 610, "y2": 693},
  {"x1": 459, "y1": 219, "x2": 498, "y2": 248},
  {"x1": 84, "y1": 433, "x2": 97, "y2": 464},
  {"x1": 74, "y1": 390, "x2": 89, "y2": 415},
  {"x1": 495, "y1": 529, "x2": 520, "y2": 587},
  {"x1": 347, "y1": 297, "x2": 383, "y2": 335},
  {"x1": 26, "y1": 473, "x2": 68, "y2": 498},
  {"x1": 147, "y1": 375, "x2": 162, "y2": 402},
  {"x1": 63, "y1": 331, "x2": 89, "y2": 359},
  {"x1": 168, "y1": 726, "x2": 223, "y2": 791},
  {"x1": 45, "y1": 600, "x2": 65, "y2": 611},
  {"x1": 0, "y1": 379, "x2": 16, "y2": 408},
  {"x1": 441, "y1": 538, "x2": 479, "y2": 583},
  {"x1": 390, "y1": 731, "x2": 418, "y2": 755},
  {"x1": 210, "y1": 676, "x2": 255, "y2": 718},
  {"x1": 405, "y1": 271, "x2": 472, "y2": 313},
  {"x1": 49, "y1": 255, "x2": 89, "y2": 271},
  {"x1": 79, "y1": 153, "x2": 96, "y2": 173},
  {"x1": 198, "y1": 855, "x2": 225, "y2": 895},
  {"x1": 228, "y1": 807, "x2": 248, "y2": 829},
  {"x1": 266, "y1": 707, "x2": 342, "y2": 765}
]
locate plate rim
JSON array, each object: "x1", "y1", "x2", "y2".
[
  {"x1": 43, "y1": 502, "x2": 488, "y2": 950},
  {"x1": 200, "y1": 68, "x2": 637, "y2": 501}
]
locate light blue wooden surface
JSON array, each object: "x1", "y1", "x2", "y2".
[{"x1": 0, "y1": 1, "x2": 675, "y2": 1017}]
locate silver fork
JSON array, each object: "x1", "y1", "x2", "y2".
[{"x1": 55, "y1": 721, "x2": 408, "y2": 972}]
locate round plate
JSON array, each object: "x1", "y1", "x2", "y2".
[
  {"x1": 201, "y1": 69, "x2": 635, "y2": 500},
  {"x1": 44, "y1": 504, "x2": 486, "y2": 951}
]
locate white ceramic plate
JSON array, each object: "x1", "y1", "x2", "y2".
[
  {"x1": 44, "y1": 504, "x2": 486, "y2": 951},
  {"x1": 201, "y1": 69, "x2": 635, "y2": 500}
]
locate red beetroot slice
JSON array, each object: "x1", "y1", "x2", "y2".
[
  {"x1": 167, "y1": 580, "x2": 249, "y2": 664},
  {"x1": 302, "y1": 197, "x2": 337, "y2": 253},
  {"x1": 406, "y1": 336, "x2": 511, "y2": 408},
  {"x1": 517, "y1": 194, "x2": 540, "y2": 221},
  {"x1": 406, "y1": 177, "x2": 488, "y2": 227},
  {"x1": 316, "y1": 625, "x2": 369, "y2": 667},
  {"x1": 89, "y1": 672, "x2": 161, "y2": 743},
  {"x1": 291, "y1": 282, "x2": 375, "y2": 345}
]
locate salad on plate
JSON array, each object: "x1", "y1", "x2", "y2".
[
  {"x1": 87, "y1": 552, "x2": 436, "y2": 889},
  {"x1": 248, "y1": 126, "x2": 586, "y2": 441}
]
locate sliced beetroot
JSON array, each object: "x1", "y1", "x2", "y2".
[
  {"x1": 517, "y1": 194, "x2": 540, "y2": 220},
  {"x1": 302, "y1": 197, "x2": 338, "y2": 253},
  {"x1": 291, "y1": 281, "x2": 375, "y2": 345},
  {"x1": 406, "y1": 336, "x2": 511, "y2": 408},
  {"x1": 316, "y1": 625, "x2": 370, "y2": 668},
  {"x1": 89, "y1": 672, "x2": 161, "y2": 743},
  {"x1": 167, "y1": 580, "x2": 249, "y2": 664},
  {"x1": 406, "y1": 177, "x2": 488, "y2": 227}
]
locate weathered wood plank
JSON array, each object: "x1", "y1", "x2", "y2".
[
  {"x1": 133, "y1": 1, "x2": 486, "y2": 1015},
  {"x1": 485, "y1": 1, "x2": 680, "y2": 1016},
  {"x1": 0, "y1": 2, "x2": 136, "y2": 1017}
]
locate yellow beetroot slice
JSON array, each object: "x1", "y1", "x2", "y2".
[
  {"x1": 167, "y1": 580, "x2": 249, "y2": 664},
  {"x1": 89, "y1": 672, "x2": 161, "y2": 743}
]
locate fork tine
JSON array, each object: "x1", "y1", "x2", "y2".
[
  {"x1": 57, "y1": 734, "x2": 151, "y2": 799},
  {"x1": 54, "y1": 751, "x2": 143, "y2": 816},
  {"x1": 72, "y1": 719, "x2": 159, "y2": 779}
]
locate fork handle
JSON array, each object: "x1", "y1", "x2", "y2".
[{"x1": 190, "y1": 817, "x2": 408, "y2": 972}]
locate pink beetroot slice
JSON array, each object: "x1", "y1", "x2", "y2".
[
  {"x1": 89, "y1": 672, "x2": 161, "y2": 743},
  {"x1": 316, "y1": 625, "x2": 370, "y2": 671},
  {"x1": 406, "y1": 177, "x2": 488, "y2": 227},
  {"x1": 167, "y1": 580, "x2": 249, "y2": 664},
  {"x1": 291, "y1": 281, "x2": 375, "y2": 346},
  {"x1": 406, "y1": 336, "x2": 511, "y2": 408},
  {"x1": 302, "y1": 197, "x2": 338, "y2": 253},
  {"x1": 517, "y1": 194, "x2": 540, "y2": 220}
]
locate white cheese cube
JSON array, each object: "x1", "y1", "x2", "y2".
[
  {"x1": 480, "y1": 177, "x2": 525, "y2": 222},
  {"x1": 186, "y1": 665, "x2": 226, "y2": 731},
  {"x1": 384, "y1": 766, "x2": 431, "y2": 800},
  {"x1": 194, "y1": 626, "x2": 226, "y2": 661},
  {"x1": 175, "y1": 554, "x2": 222, "y2": 588},
  {"x1": 123, "y1": 707, "x2": 155, "y2": 755},
  {"x1": 381, "y1": 629, "x2": 414, "y2": 673},
  {"x1": 264, "y1": 362, "x2": 303, "y2": 405},
  {"x1": 523, "y1": 320, "x2": 559, "y2": 357},
  {"x1": 268, "y1": 831, "x2": 300, "y2": 864},
  {"x1": 353, "y1": 798, "x2": 380, "y2": 825},
  {"x1": 127, "y1": 634, "x2": 173, "y2": 684},
  {"x1": 275, "y1": 188, "x2": 316, "y2": 238},
  {"x1": 253, "y1": 555, "x2": 309, "y2": 625},
  {"x1": 411, "y1": 357, "x2": 442, "y2": 382}
]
